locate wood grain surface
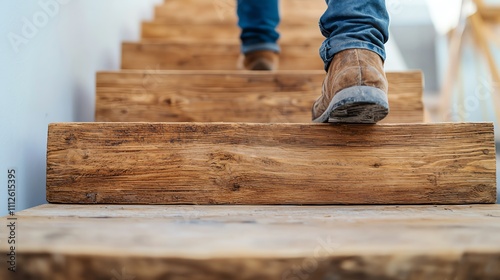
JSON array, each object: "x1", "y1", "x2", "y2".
[
  {"x1": 141, "y1": 22, "x2": 325, "y2": 44},
  {"x1": 18, "y1": 1, "x2": 500, "y2": 279},
  {"x1": 121, "y1": 42, "x2": 324, "y2": 70},
  {"x1": 95, "y1": 70, "x2": 424, "y2": 123},
  {"x1": 1, "y1": 204, "x2": 500, "y2": 279},
  {"x1": 141, "y1": 22, "x2": 241, "y2": 43},
  {"x1": 46, "y1": 122, "x2": 496, "y2": 205},
  {"x1": 154, "y1": 0, "x2": 325, "y2": 25}
]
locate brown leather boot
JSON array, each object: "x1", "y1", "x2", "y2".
[
  {"x1": 240, "y1": 50, "x2": 279, "y2": 71},
  {"x1": 311, "y1": 49, "x2": 389, "y2": 123}
]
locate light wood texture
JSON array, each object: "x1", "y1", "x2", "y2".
[
  {"x1": 2, "y1": 204, "x2": 500, "y2": 279},
  {"x1": 141, "y1": 22, "x2": 324, "y2": 44},
  {"x1": 95, "y1": 70, "x2": 424, "y2": 123},
  {"x1": 154, "y1": 0, "x2": 325, "y2": 25},
  {"x1": 121, "y1": 42, "x2": 323, "y2": 70},
  {"x1": 142, "y1": 22, "x2": 241, "y2": 43},
  {"x1": 46, "y1": 122, "x2": 496, "y2": 205}
]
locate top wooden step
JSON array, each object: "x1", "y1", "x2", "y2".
[
  {"x1": 154, "y1": 0, "x2": 325, "y2": 25},
  {"x1": 141, "y1": 21, "x2": 324, "y2": 44}
]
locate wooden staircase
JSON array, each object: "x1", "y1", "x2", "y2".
[{"x1": 2, "y1": 0, "x2": 499, "y2": 279}]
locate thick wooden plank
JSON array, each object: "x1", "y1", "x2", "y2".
[
  {"x1": 95, "y1": 70, "x2": 424, "y2": 123},
  {"x1": 142, "y1": 22, "x2": 241, "y2": 43},
  {"x1": 158, "y1": 0, "x2": 327, "y2": 13},
  {"x1": 141, "y1": 22, "x2": 324, "y2": 44},
  {"x1": 46, "y1": 122, "x2": 496, "y2": 205},
  {"x1": 154, "y1": 0, "x2": 325, "y2": 25},
  {"x1": 2, "y1": 204, "x2": 500, "y2": 279},
  {"x1": 121, "y1": 42, "x2": 324, "y2": 70}
]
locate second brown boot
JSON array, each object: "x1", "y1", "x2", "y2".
[
  {"x1": 312, "y1": 49, "x2": 389, "y2": 123},
  {"x1": 239, "y1": 50, "x2": 279, "y2": 71}
]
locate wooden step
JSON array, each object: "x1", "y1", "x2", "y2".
[
  {"x1": 46, "y1": 122, "x2": 496, "y2": 205},
  {"x1": 95, "y1": 70, "x2": 424, "y2": 123},
  {"x1": 3, "y1": 204, "x2": 500, "y2": 279},
  {"x1": 142, "y1": 22, "x2": 241, "y2": 43},
  {"x1": 152, "y1": 8, "x2": 320, "y2": 26},
  {"x1": 121, "y1": 42, "x2": 323, "y2": 70},
  {"x1": 141, "y1": 22, "x2": 324, "y2": 44},
  {"x1": 158, "y1": 0, "x2": 327, "y2": 13},
  {"x1": 154, "y1": 0, "x2": 325, "y2": 25}
]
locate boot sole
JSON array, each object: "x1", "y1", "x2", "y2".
[
  {"x1": 312, "y1": 86, "x2": 389, "y2": 124},
  {"x1": 247, "y1": 58, "x2": 277, "y2": 71}
]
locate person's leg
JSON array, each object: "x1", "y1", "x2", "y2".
[
  {"x1": 319, "y1": 0, "x2": 389, "y2": 70},
  {"x1": 312, "y1": 0, "x2": 391, "y2": 123},
  {"x1": 237, "y1": 0, "x2": 280, "y2": 70}
]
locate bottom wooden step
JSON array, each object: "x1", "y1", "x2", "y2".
[
  {"x1": 1, "y1": 204, "x2": 500, "y2": 279},
  {"x1": 46, "y1": 122, "x2": 496, "y2": 204}
]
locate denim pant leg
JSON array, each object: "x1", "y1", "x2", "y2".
[
  {"x1": 319, "y1": 0, "x2": 389, "y2": 70},
  {"x1": 237, "y1": 0, "x2": 280, "y2": 54}
]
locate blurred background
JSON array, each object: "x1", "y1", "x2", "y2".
[{"x1": 1, "y1": 0, "x2": 499, "y2": 215}]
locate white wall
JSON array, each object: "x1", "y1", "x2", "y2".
[{"x1": 0, "y1": 0, "x2": 162, "y2": 216}]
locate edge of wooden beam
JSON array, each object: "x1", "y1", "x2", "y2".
[{"x1": 46, "y1": 122, "x2": 496, "y2": 205}]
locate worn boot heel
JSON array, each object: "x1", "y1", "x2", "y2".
[{"x1": 321, "y1": 86, "x2": 389, "y2": 123}]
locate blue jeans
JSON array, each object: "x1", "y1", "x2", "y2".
[
  {"x1": 237, "y1": 0, "x2": 281, "y2": 54},
  {"x1": 237, "y1": 0, "x2": 389, "y2": 70}
]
